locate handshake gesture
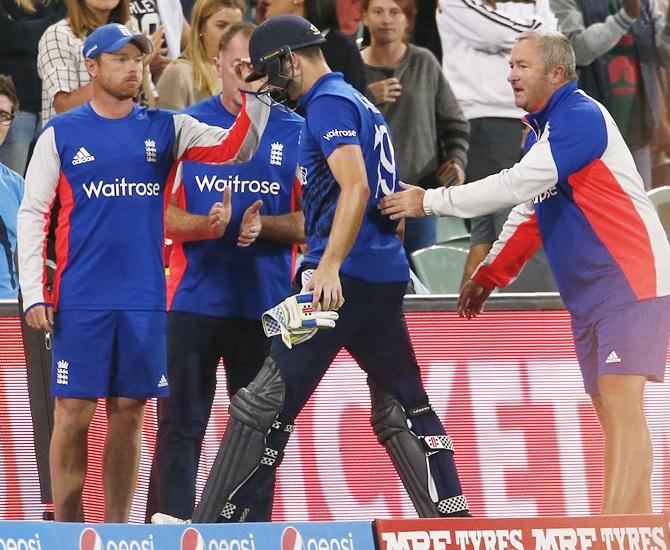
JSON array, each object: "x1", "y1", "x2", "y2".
[{"x1": 262, "y1": 292, "x2": 339, "y2": 348}]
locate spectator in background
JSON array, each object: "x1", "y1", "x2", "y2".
[
  {"x1": 362, "y1": 0, "x2": 468, "y2": 259},
  {"x1": 128, "y1": 0, "x2": 189, "y2": 83},
  {"x1": 0, "y1": 0, "x2": 65, "y2": 175},
  {"x1": 437, "y1": 0, "x2": 557, "y2": 292},
  {"x1": 0, "y1": 76, "x2": 24, "y2": 300},
  {"x1": 261, "y1": 0, "x2": 367, "y2": 93},
  {"x1": 157, "y1": 0, "x2": 244, "y2": 110},
  {"x1": 36, "y1": 0, "x2": 131, "y2": 125},
  {"x1": 412, "y1": 0, "x2": 440, "y2": 61},
  {"x1": 336, "y1": 0, "x2": 362, "y2": 37},
  {"x1": 551, "y1": 0, "x2": 670, "y2": 190}
]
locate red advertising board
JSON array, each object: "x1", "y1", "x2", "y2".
[
  {"x1": 374, "y1": 515, "x2": 669, "y2": 550},
  {"x1": 1, "y1": 309, "x2": 669, "y2": 523}
]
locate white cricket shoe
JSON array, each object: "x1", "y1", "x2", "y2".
[{"x1": 151, "y1": 512, "x2": 191, "y2": 524}]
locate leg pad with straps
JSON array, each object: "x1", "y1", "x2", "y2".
[
  {"x1": 370, "y1": 379, "x2": 469, "y2": 517},
  {"x1": 192, "y1": 357, "x2": 285, "y2": 523}
]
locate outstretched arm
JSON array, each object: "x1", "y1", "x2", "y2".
[
  {"x1": 173, "y1": 92, "x2": 270, "y2": 165},
  {"x1": 380, "y1": 109, "x2": 605, "y2": 220},
  {"x1": 173, "y1": 60, "x2": 271, "y2": 164}
]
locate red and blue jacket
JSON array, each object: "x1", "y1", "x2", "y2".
[{"x1": 423, "y1": 81, "x2": 670, "y2": 320}]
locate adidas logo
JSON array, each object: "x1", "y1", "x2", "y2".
[
  {"x1": 605, "y1": 350, "x2": 622, "y2": 364},
  {"x1": 72, "y1": 147, "x2": 95, "y2": 165},
  {"x1": 157, "y1": 374, "x2": 168, "y2": 388}
]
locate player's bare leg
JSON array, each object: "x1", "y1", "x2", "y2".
[
  {"x1": 590, "y1": 396, "x2": 613, "y2": 509},
  {"x1": 103, "y1": 397, "x2": 147, "y2": 522},
  {"x1": 593, "y1": 374, "x2": 652, "y2": 514},
  {"x1": 50, "y1": 397, "x2": 97, "y2": 521}
]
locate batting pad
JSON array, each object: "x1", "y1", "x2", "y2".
[
  {"x1": 370, "y1": 379, "x2": 469, "y2": 517},
  {"x1": 192, "y1": 357, "x2": 285, "y2": 522}
]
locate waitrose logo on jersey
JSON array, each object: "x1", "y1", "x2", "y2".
[
  {"x1": 83, "y1": 178, "x2": 161, "y2": 198},
  {"x1": 194, "y1": 174, "x2": 281, "y2": 195}
]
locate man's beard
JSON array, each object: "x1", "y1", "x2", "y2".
[{"x1": 102, "y1": 80, "x2": 141, "y2": 101}]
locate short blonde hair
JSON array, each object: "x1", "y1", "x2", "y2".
[{"x1": 516, "y1": 30, "x2": 578, "y2": 82}]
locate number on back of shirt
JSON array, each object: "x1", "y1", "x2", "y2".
[
  {"x1": 373, "y1": 124, "x2": 397, "y2": 198},
  {"x1": 354, "y1": 91, "x2": 397, "y2": 198}
]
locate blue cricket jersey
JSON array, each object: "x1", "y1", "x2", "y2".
[
  {"x1": 184, "y1": 95, "x2": 232, "y2": 127},
  {"x1": 297, "y1": 72, "x2": 409, "y2": 283},
  {"x1": 168, "y1": 97, "x2": 304, "y2": 319},
  {"x1": 18, "y1": 96, "x2": 270, "y2": 312}
]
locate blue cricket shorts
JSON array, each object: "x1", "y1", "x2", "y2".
[
  {"x1": 571, "y1": 296, "x2": 670, "y2": 395},
  {"x1": 51, "y1": 309, "x2": 168, "y2": 398}
]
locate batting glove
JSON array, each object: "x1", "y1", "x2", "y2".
[{"x1": 262, "y1": 292, "x2": 339, "y2": 349}]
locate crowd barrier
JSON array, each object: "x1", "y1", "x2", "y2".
[
  {"x1": 0, "y1": 512, "x2": 669, "y2": 549},
  {"x1": 0, "y1": 519, "x2": 373, "y2": 549},
  {"x1": 1, "y1": 295, "x2": 669, "y2": 525}
]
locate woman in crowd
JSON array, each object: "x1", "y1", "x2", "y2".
[
  {"x1": 0, "y1": 0, "x2": 65, "y2": 173},
  {"x1": 156, "y1": 0, "x2": 244, "y2": 110},
  {"x1": 36, "y1": 0, "x2": 131, "y2": 125}
]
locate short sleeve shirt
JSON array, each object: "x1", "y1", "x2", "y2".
[
  {"x1": 168, "y1": 98, "x2": 304, "y2": 319},
  {"x1": 298, "y1": 72, "x2": 409, "y2": 283}
]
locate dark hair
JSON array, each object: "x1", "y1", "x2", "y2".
[
  {"x1": 218, "y1": 21, "x2": 255, "y2": 53},
  {"x1": 304, "y1": 0, "x2": 339, "y2": 30},
  {"x1": 0, "y1": 74, "x2": 19, "y2": 112},
  {"x1": 294, "y1": 44, "x2": 324, "y2": 60},
  {"x1": 362, "y1": 0, "x2": 417, "y2": 39}
]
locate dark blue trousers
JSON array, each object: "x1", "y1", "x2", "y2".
[
  {"x1": 273, "y1": 276, "x2": 430, "y2": 419},
  {"x1": 231, "y1": 272, "x2": 464, "y2": 517},
  {"x1": 146, "y1": 311, "x2": 269, "y2": 521}
]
